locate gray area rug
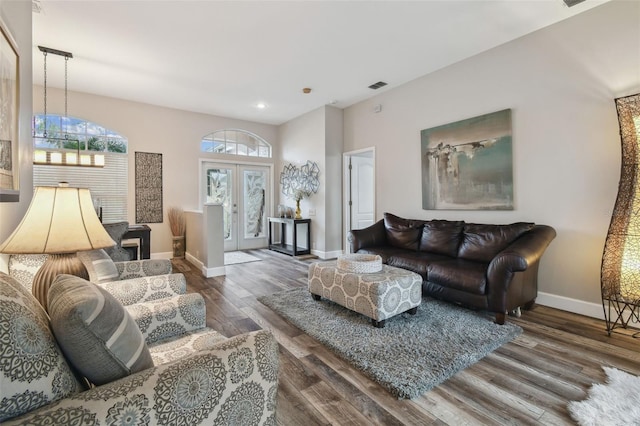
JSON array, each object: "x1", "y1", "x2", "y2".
[
  {"x1": 258, "y1": 287, "x2": 522, "y2": 399},
  {"x1": 568, "y1": 366, "x2": 640, "y2": 425}
]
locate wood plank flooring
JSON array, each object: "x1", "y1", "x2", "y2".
[{"x1": 175, "y1": 249, "x2": 640, "y2": 425}]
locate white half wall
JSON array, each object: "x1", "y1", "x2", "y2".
[{"x1": 343, "y1": 1, "x2": 640, "y2": 317}]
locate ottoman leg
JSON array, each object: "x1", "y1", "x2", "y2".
[
  {"x1": 372, "y1": 319, "x2": 386, "y2": 328},
  {"x1": 407, "y1": 307, "x2": 418, "y2": 315},
  {"x1": 311, "y1": 293, "x2": 321, "y2": 301}
]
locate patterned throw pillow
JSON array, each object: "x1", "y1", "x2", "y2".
[
  {"x1": 77, "y1": 249, "x2": 119, "y2": 284},
  {"x1": 0, "y1": 272, "x2": 84, "y2": 422},
  {"x1": 48, "y1": 274, "x2": 154, "y2": 386}
]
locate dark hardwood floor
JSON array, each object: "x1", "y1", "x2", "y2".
[{"x1": 174, "y1": 249, "x2": 640, "y2": 425}]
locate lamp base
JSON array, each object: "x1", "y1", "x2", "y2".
[{"x1": 32, "y1": 253, "x2": 89, "y2": 312}]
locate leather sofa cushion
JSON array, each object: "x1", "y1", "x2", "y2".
[
  {"x1": 427, "y1": 259, "x2": 488, "y2": 295},
  {"x1": 458, "y1": 222, "x2": 534, "y2": 263},
  {"x1": 420, "y1": 220, "x2": 464, "y2": 257},
  {"x1": 384, "y1": 213, "x2": 422, "y2": 251},
  {"x1": 388, "y1": 252, "x2": 451, "y2": 279}
]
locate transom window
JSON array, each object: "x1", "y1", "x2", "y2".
[{"x1": 201, "y1": 129, "x2": 271, "y2": 158}]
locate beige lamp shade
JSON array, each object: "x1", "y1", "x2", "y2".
[{"x1": 0, "y1": 186, "x2": 115, "y2": 254}]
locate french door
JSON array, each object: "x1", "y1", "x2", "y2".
[{"x1": 202, "y1": 162, "x2": 270, "y2": 251}]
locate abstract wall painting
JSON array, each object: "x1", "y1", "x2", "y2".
[
  {"x1": 421, "y1": 109, "x2": 513, "y2": 210},
  {"x1": 135, "y1": 152, "x2": 163, "y2": 223}
]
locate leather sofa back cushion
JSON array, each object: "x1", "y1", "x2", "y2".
[
  {"x1": 384, "y1": 213, "x2": 422, "y2": 251},
  {"x1": 458, "y1": 222, "x2": 534, "y2": 263},
  {"x1": 420, "y1": 220, "x2": 464, "y2": 257}
]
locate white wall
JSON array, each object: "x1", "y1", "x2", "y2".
[
  {"x1": 277, "y1": 105, "x2": 343, "y2": 258},
  {"x1": 0, "y1": 0, "x2": 32, "y2": 272},
  {"x1": 343, "y1": 1, "x2": 640, "y2": 316},
  {"x1": 324, "y1": 106, "x2": 344, "y2": 254},
  {"x1": 32, "y1": 86, "x2": 278, "y2": 255},
  {"x1": 277, "y1": 106, "x2": 326, "y2": 253}
]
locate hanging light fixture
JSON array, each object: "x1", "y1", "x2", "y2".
[{"x1": 32, "y1": 46, "x2": 105, "y2": 168}]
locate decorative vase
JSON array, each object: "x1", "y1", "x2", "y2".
[
  {"x1": 172, "y1": 235, "x2": 185, "y2": 259},
  {"x1": 295, "y1": 199, "x2": 302, "y2": 219}
]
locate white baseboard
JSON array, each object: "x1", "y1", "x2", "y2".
[
  {"x1": 151, "y1": 252, "x2": 172, "y2": 260},
  {"x1": 203, "y1": 266, "x2": 225, "y2": 277},
  {"x1": 185, "y1": 252, "x2": 225, "y2": 278},
  {"x1": 311, "y1": 249, "x2": 344, "y2": 260},
  {"x1": 537, "y1": 291, "x2": 604, "y2": 320}
]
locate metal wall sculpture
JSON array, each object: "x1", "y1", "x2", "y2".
[
  {"x1": 280, "y1": 161, "x2": 320, "y2": 219},
  {"x1": 280, "y1": 160, "x2": 320, "y2": 201},
  {"x1": 601, "y1": 93, "x2": 640, "y2": 336}
]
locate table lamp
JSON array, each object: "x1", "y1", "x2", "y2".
[{"x1": 0, "y1": 184, "x2": 115, "y2": 311}]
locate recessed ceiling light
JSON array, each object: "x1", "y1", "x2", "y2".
[{"x1": 256, "y1": 103, "x2": 267, "y2": 109}]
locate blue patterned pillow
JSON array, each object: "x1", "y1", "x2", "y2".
[
  {"x1": 48, "y1": 274, "x2": 154, "y2": 386},
  {"x1": 0, "y1": 272, "x2": 84, "y2": 422}
]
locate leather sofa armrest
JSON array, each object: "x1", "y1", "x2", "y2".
[
  {"x1": 348, "y1": 219, "x2": 387, "y2": 252},
  {"x1": 115, "y1": 259, "x2": 173, "y2": 280},
  {"x1": 3, "y1": 330, "x2": 279, "y2": 426},
  {"x1": 487, "y1": 225, "x2": 556, "y2": 289}
]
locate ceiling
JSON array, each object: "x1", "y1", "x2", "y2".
[{"x1": 32, "y1": 0, "x2": 609, "y2": 126}]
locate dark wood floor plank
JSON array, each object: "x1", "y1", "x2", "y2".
[{"x1": 176, "y1": 250, "x2": 640, "y2": 425}]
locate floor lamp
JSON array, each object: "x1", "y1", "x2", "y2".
[
  {"x1": 601, "y1": 93, "x2": 640, "y2": 336},
  {"x1": 0, "y1": 185, "x2": 115, "y2": 311}
]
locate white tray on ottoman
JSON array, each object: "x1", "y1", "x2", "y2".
[{"x1": 308, "y1": 260, "x2": 422, "y2": 328}]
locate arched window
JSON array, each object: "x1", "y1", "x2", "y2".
[
  {"x1": 201, "y1": 129, "x2": 271, "y2": 158},
  {"x1": 32, "y1": 114, "x2": 129, "y2": 223},
  {"x1": 32, "y1": 114, "x2": 128, "y2": 153}
]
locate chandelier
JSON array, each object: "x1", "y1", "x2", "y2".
[{"x1": 32, "y1": 46, "x2": 104, "y2": 168}]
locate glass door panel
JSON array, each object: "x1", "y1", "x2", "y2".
[
  {"x1": 205, "y1": 165, "x2": 236, "y2": 251},
  {"x1": 202, "y1": 162, "x2": 270, "y2": 252},
  {"x1": 240, "y1": 167, "x2": 268, "y2": 249}
]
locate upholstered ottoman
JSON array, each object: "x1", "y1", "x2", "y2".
[{"x1": 308, "y1": 260, "x2": 422, "y2": 328}]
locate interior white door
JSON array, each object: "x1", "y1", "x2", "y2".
[
  {"x1": 350, "y1": 154, "x2": 375, "y2": 230},
  {"x1": 203, "y1": 162, "x2": 270, "y2": 252}
]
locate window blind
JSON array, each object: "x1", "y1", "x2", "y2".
[{"x1": 34, "y1": 152, "x2": 128, "y2": 224}]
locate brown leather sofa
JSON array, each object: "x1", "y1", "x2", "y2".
[{"x1": 348, "y1": 213, "x2": 556, "y2": 324}]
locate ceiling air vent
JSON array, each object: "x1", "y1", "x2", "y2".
[
  {"x1": 368, "y1": 81, "x2": 388, "y2": 90},
  {"x1": 562, "y1": 0, "x2": 586, "y2": 7}
]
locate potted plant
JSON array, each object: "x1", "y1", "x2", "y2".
[{"x1": 168, "y1": 207, "x2": 186, "y2": 258}]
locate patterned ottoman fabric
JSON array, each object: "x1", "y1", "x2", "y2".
[{"x1": 308, "y1": 261, "x2": 422, "y2": 325}]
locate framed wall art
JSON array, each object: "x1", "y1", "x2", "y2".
[
  {"x1": 135, "y1": 151, "x2": 163, "y2": 223},
  {"x1": 0, "y1": 18, "x2": 19, "y2": 202},
  {"x1": 421, "y1": 109, "x2": 513, "y2": 210}
]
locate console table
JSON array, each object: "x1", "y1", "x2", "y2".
[
  {"x1": 268, "y1": 217, "x2": 311, "y2": 256},
  {"x1": 123, "y1": 224, "x2": 151, "y2": 259}
]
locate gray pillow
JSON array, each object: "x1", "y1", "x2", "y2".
[
  {"x1": 77, "y1": 249, "x2": 119, "y2": 284},
  {"x1": 48, "y1": 274, "x2": 154, "y2": 386}
]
